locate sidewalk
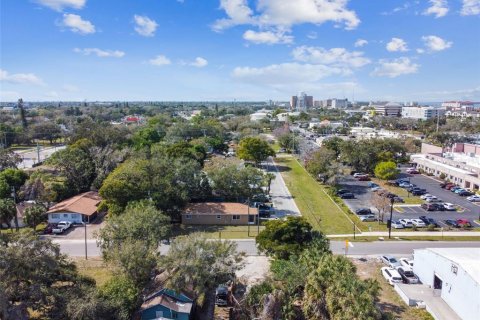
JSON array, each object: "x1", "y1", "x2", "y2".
[{"x1": 327, "y1": 231, "x2": 480, "y2": 238}]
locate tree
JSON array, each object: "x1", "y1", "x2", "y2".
[
  {"x1": 23, "y1": 204, "x2": 47, "y2": 231},
  {"x1": 303, "y1": 254, "x2": 381, "y2": 320},
  {"x1": 237, "y1": 137, "x2": 275, "y2": 165},
  {"x1": 256, "y1": 217, "x2": 319, "y2": 259},
  {"x1": 305, "y1": 147, "x2": 337, "y2": 180},
  {"x1": 99, "y1": 275, "x2": 140, "y2": 320},
  {"x1": 159, "y1": 234, "x2": 244, "y2": 302},
  {"x1": 371, "y1": 193, "x2": 391, "y2": 224},
  {"x1": 0, "y1": 233, "x2": 99, "y2": 320},
  {"x1": 0, "y1": 149, "x2": 21, "y2": 171},
  {"x1": 0, "y1": 168, "x2": 28, "y2": 193},
  {"x1": 132, "y1": 127, "x2": 163, "y2": 149},
  {"x1": 0, "y1": 199, "x2": 16, "y2": 229},
  {"x1": 277, "y1": 133, "x2": 295, "y2": 153},
  {"x1": 374, "y1": 161, "x2": 400, "y2": 180}
]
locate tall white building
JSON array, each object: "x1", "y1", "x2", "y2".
[
  {"x1": 331, "y1": 98, "x2": 348, "y2": 109},
  {"x1": 401, "y1": 106, "x2": 445, "y2": 120},
  {"x1": 374, "y1": 102, "x2": 403, "y2": 117}
]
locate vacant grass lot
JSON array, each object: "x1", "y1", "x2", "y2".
[
  {"x1": 74, "y1": 257, "x2": 112, "y2": 287},
  {"x1": 275, "y1": 156, "x2": 368, "y2": 234},
  {"x1": 371, "y1": 178, "x2": 423, "y2": 205},
  {"x1": 172, "y1": 225, "x2": 265, "y2": 239}
]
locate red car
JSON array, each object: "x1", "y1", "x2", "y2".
[
  {"x1": 456, "y1": 219, "x2": 472, "y2": 228},
  {"x1": 445, "y1": 184, "x2": 456, "y2": 190}
]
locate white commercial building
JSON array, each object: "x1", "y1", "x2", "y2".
[
  {"x1": 413, "y1": 248, "x2": 480, "y2": 320},
  {"x1": 401, "y1": 106, "x2": 446, "y2": 120},
  {"x1": 331, "y1": 98, "x2": 348, "y2": 109},
  {"x1": 374, "y1": 102, "x2": 403, "y2": 117}
]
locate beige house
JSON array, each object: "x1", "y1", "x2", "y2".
[{"x1": 182, "y1": 202, "x2": 258, "y2": 225}]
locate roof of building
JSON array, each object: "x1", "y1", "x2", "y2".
[
  {"x1": 184, "y1": 202, "x2": 258, "y2": 215},
  {"x1": 422, "y1": 248, "x2": 480, "y2": 284},
  {"x1": 141, "y1": 291, "x2": 193, "y2": 314},
  {"x1": 47, "y1": 191, "x2": 101, "y2": 216}
]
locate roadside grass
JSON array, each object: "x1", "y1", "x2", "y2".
[
  {"x1": 371, "y1": 178, "x2": 423, "y2": 205},
  {"x1": 274, "y1": 156, "x2": 367, "y2": 234},
  {"x1": 73, "y1": 257, "x2": 112, "y2": 287},
  {"x1": 0, "y1": 223, "x2": 47, "y2": 234},
  {"x1": 329, "y1": 236, "x2": 480, "y2": 242},
  {"x1": 172, "y1": 224, "x2": 265, "y2": 239}
]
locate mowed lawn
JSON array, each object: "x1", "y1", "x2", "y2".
[
  {"x1": 275, "y1": 156, "x2": 365, "y2": 234},
  {"x1": 172, "y1": 225, "x2": 265, "y2": 239}
]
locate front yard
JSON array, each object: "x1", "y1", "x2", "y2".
[{"x1": 172, "y1": 225, "x2": 265, "y2": 239}]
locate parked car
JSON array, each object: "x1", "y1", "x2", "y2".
[
  {"x1": 399, "y1": 258, "x2": 414, "y2": 268},
  {"x1": 381, "y1": 267, "x2": 403, "y2": 285},
  {"x1": 358, "y1": 175, "x2": 371, "y2": 181},
  {"x1": 453, "y1": 188, "x2": 466, "y2": 194},
  {"x1": 456, "y1": 219, "x2": 472, "y2": 228},
  {"x1": 393, "y1": 196, "x2": 404, "y2": 203},
  {"x1": 340, "y1": 192, "x2": 355, "y2": 199},
  {"x1": 444, "y1": 219, "x2": 460, "y2": 228},
  {"x1": 258, "y1": 204, "x2": 273, "y2": 218},
  {"x1": 440, "y1": 182, "x2": 454, "y2": 188},
  {"x1": 391, "y1": 220, "x2": 404, "y2": 229},
  {"x1": 442, "y1": 203, "x2": 456, "y2": 211},
  {"x1": 445, "y1": 184, "x2": 456, "y2": 190},
  {"x1": 360, "y1": 214, "x2": 377, "y2": 222},
  {"x1": 336, "y1": 189, "x2": 350, "y2": 195},
  {"x1": 450, "y1": 187, "x2": 462, "y2": 193},
  {"x1": 467, "y1": 195, "x2": 480, "y2": 202},
  {"x1": 458, "y1": 190, "x2": 473, "y2": 196},
  {"x1": 399, "y1": 182, "x2": 413, "y2": 188},
  {"x1": 381, "y1": 255, "x2": 402, "y2": 268},
  {"x1": 215, "y1": 285, "x2": 229, "y2": 306},
  {"x1": 399, "y1": 219, "x2": 413, "y2": 228},
  {"x1": 368, "y1": 182, "x2": 379, "y2": 188},
  {"x1": 406, "y1": 168, "x2": 419, "y2": 174},
  {"x1": 397, "y1": 267, "x2": 419, "y2": 284},
  {"x1": 355, "y1": 208, "x2": 372, "y2": 215},
  {"x1": 252, "y1": 194, "x2": 271, "y2": 203},
  {"x1": 411, "y1": 189, "x2": 427, "y2": 196},
  {"x1": 419, "y1": 216, "x2": 439, "y2": 227},
  {"x1": 371, "y1": 186, "x2": 382, "y2": 192},
  {"x1": 43, "y1": 223, "x2": 56, "y2": 234},
  {"x1": 420, "y1": 193, "x2": 434, "y2": 200},
  {"x1": 421, "y1": 203, "x2": 439, "y2": 211},
  {"x1": 52, "y1": 221, "x2": 72, "y2": 234},
  {"x1": 424, "y1": 196, "x2": 439, "y2": 202},
  {"x1": 411, "y1": 219, "x2": 426, "y2": 227},
  {"x1": 353, "y1": 173, "x2": 367, "y2": 178}
]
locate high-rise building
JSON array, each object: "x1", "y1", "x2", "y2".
[
  {"x1": 331, "y1": 98, "x2": 348, "y2": 109},
  {"x1": 291, "y1": 92, "x2": 313, "y2": 111},
  {"x1": 290, "y1": 96, "x2": 298, "y2": 110}
]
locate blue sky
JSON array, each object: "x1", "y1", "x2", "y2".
[{"x1": 1, "y1": 0, "x2": 479, "y2": 102}]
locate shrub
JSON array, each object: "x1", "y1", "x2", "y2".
[
  {"x1": 427, "y1": 224, "x2": 436, "y2": 231},
  {"x1": 439, "y1": 173, "x2": 446, "y2": 180}
]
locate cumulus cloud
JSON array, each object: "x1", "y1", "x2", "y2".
[
  {"x1": 62, "y1": 13, "x2": 95, "y2": 34},
  {"x1": 307, "y1": 32, "x2": 317, "y2": 39},
  {"x1": 232, "y1": 62, "x2": 348, "y2": 85},
  {"x1": 461, "y1": 0, "x2": 480, "y2": 15},
  {"x1": 134, "y1": 15, "x2": 158, "y2": 37},
  {"x1": 149, "y1": 55, "x2": 171, "y2": 66},
  {"x1": 243, "y1": 29, "x2": 293, "y2": 44},
  {"x1": 0, "y1": 69, "x2": 45, "y2": 85},
  {"x1": 74, "y1": 48, "x2": 125, "y2": 57},
  {"x1": 35, "y1": 0, "x2": 86, "y2": 11},
  {"x1": 213, "y1": 0, "x2": 360, "y2": 31},
  {"x1": 423, "y1": 0, "x2": 449, "y2": 18},
  {"x1": 421, "y1": 35, "x2": 452, "y2": 52},
  {"x1": 190, "y1": 57, "x2": 208, "y2": 67},
  {"x1": 354, "y1": 39, "x2": 368, "y2": 47},
  {"x1": 292, "y1": 46, "x2": 370, "y2": 68},
  {"x1": 371, "y1": 57, "x2": 419, "y2": 78},
  {"x1": 386, "y1": 37, "x2": 408, "y2": 52}
]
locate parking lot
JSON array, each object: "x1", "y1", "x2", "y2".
[{"x1": 339, "y1": 171, "x2": 480, "y2": 229}]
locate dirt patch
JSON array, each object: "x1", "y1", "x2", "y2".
[
  {"x1": 236, "y1": 256, "x2": 270, "y2": 288},
  {"x1": 351, "y1": 257, "x2": 433, "y2": 320}
]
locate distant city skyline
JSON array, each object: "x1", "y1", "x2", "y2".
[{"x1": 1, "y1": 0, "x2": 479, "y2": 102}]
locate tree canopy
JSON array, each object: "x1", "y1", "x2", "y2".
[
  {"x1": 374, "y1": 161, "x2": 400, "y2": 180},
  {"x1": 237, "y1": 137, "x2": 275, "y2": 164}
]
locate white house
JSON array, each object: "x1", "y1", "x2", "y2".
[
  {"x1": 47, "y1": 191, "x2": 101, "y2": 224},
  {"x1": 413, "y1": 248, "x2": 480, "y2": 320}
]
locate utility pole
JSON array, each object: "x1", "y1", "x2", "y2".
[
  {"x1": 436, "y1": 111, "x2": 440, "y2": 133},
  {"x1": 36, "y1": 142, "x2": 41, "y2": 164},
  {"x1": 247, "y1": 199, "x2": 250, "y2": 237},
  {"x1": 84, "y1": 221, "x2": 88, "y2": 260},
  {"x1": 11, "y1": 187, "x2": 19, "y2": 232},
  {"x1": 388, "y1": 197, "x2": 394, "y2": 239}
]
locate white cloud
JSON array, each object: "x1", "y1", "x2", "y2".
[
  {"x1": 416, "y1": 48, "x2": 425, "y2": 54},
  {"x1": 386, "y1": 38, "x2": 408, "y2": 52},
  {"x1": 461, "y1": 0, "x2": 480, "y2": 15},
  {"x1": 354, "y1": 39, "x2": 368, "y2": 47},
  {"x1": 232, "y1": 62, "x2": 348, "y2": 85},
  {"x1": 0, "y1": 69, "x2": 45, "y2": 85},
  {"x1": 149, "y1": 55, "x2": 171, "y2": 66},
  {"x1": 74, "y1": 48, "x2": 125, "y2": 58},
  {"x1": 292, "y1": 46, "x2": 370, "y2": 68},
  {"x1": 243, "y1": 29, "x2": 293, "y2": 44},
  {"x1": 35, "y1": 0, "x2": 86, "y2": 11},
  {"x1": 190, "y1": 57, "x2": 208, "y2": 67},
  {"x1": 133, "y1": 15, "x2": 158, "y2": 37},
  {"x1": 423, "y1": 0, "x2": 449, "y2": 18},
  {"x1": 62, "y1": 13, "x2": 95, "y2": 34},
  {"x1": 213, "y1": 0, "x2": 360, "y2": 31},
  {"x1": 372, "y1": 57, "x2": 419, "y2": 78},
  {"x1": 421, "y1": 35, "x2": 452, "y2": 51},
  {"x1": 307, "y1": 31, "x2": 317, "y2": 39}
]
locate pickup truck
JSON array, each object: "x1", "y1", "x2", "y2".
[{"x1": 52, "y1": 221, "x2": 72, "y2": 234}]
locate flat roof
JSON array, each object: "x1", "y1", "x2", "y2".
[
  {"x1": 411, "y1": 155, "x2": 476, "y2": 176},
  {"x1": 420, "y1": 248, "x2": 480, "y2": 284}
]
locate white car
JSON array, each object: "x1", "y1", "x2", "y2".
[
  {"x1": 399, "y1": 219, "x2": 413, "y2": 228},
  {"x1": 420, "y1": 193, "x2": 433, "y2": 200},
  {"x1": 52, "y1": 221, "x2": 72, "y2": 234},
  {"x1": 360, "y1": 214, "x2": 377, "y2": 222},
  {"x1": 399, "y1": 258, "x2": 414, "y2": 268},
  {"x1": 467, "y1": 195, "x2": 480, "y2": 202},
  {"x1": 380, "y1": 255, "x2": 402, "y2": 268},
  {"x1": 353, "y1": 173, "x2": 367, "y2": 178},
  {"x1": 371, "y1": 186, "x2": 381, "y2": 192},
  {"x1": 443, "y1": 203, "x2": 456, "y2": 211},
  {"x1": 411, "y1": 219, "x2": 426, "y2": 227},
  {"x1": 425, "y1": 197, "x2": 441, "y2": 203},
  {"x1": 391, "y1": 220, "x2": 404, "y2": 229},
  {"x1": 381, "y1": 267, "x2": 403, "y2": 285}
]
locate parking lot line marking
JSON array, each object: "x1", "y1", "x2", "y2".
[{"x1": 348, "y1": 242, "x2": 354, "y2": 248}]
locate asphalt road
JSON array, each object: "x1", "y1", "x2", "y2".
[
  {"x1": 263, "y1": 156, "x2": 301, "y2": 218},
  {"x1": 14, "y1": 145, "x2": 66, "y2": 168},
  {"x1": 55, "y1": 238, "x2": 480, "y2": 258}
]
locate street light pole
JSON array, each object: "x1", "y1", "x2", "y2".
[
  {"x1": 84, "y1": 221, "x2": 88, "y2": 260},
  {"x1": 388, "y1": 197, "x2": 394, "y2": 239}
]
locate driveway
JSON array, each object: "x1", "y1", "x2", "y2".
[{"x1": 263, "y1": 156, "x2": 301, "y2": 218}]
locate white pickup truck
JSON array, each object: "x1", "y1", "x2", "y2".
[{"x1": 52, "y1": 221, "x2": 72, "y2": 234}]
